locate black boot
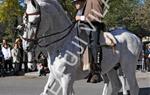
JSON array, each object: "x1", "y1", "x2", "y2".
[
  {"x1": 90, "y1": 72, "x2": 103, "y2": 83},
  {"x1": 87, "y1": 63, "x2": 103, "y2": 83},
  {"x1": 87, "y1": 72, "x2": 93, "y2": 82},
  {"x1": 88, "y1": 46, "x2": 103, "y2": 83}
]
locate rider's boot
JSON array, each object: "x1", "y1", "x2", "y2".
[
  {"x1": 87, "y1": 47, "x2": 103, "y2": 83},
  {"x1": 88, "y1": 63, "x2": 103, "y2": 83}
]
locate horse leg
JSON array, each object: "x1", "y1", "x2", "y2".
[
  {"x1": 118, "y1": 68, "x2": 128, "y2": 95},
  {"x1": 62, "y1": 77, "x2": 75, "y2": 95},
  {"x1": 119, "y1": 76, "x2": 127, "y2": 95},
  {"x1": 61, "y1": 75, "x2": 73, "y2": 95},
  {"x1": 107, "y1": 69, "x2": 122, "y2": 95},
  {"x1": 102, "y1": 74, "x2": 109, "y2": 95},
  {"x1": 102, "y1": 83, "x2": 109, "y2": 95},
  {"x1": 69, "y1": 81, "x2": 75, "y2": 95},
  {"x1": 41, "y1": 73, "x2": 55, "y2": 95},
  {"x1": 121, "y1": 60, "x2": 139, "y2": 95}
]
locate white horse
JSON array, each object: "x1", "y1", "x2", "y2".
[{"x1": 21, "y1": 0, "x2": 142, "y2": 95}]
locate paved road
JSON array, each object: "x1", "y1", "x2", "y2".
[{"x1": 0, "y1": 71, "x2": 149, "y2": 95}]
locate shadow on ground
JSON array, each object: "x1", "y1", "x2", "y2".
[
  {"x1": 118, "y1": 87, "x2": 150, "y2": 95},
  {"x1": 139, "y1": 87, "x2": 150, "y2": 95},
  {"x1": 0, "y1": 71, "x2": 25, "y2": 77}
]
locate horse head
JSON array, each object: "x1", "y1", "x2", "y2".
[
  {"x1": 20, "y1": 0, "x2": 73, "y2": 52},
  {"x1": 21, "y1": 0, "x2": 41, "y2": 52}
]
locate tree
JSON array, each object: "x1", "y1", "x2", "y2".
[
  {"x1": 104, "y1": 0, "x2": 138, "y2": 28},
  {"x1": 0, "y1": 0, "x2": 23, "y2": 42},
  {"x1": 133, "y1": 0, "x2": 150, "y2": 36},
  {"x1": 59, "y1": 0, "x2": 76, "y2": 19}
]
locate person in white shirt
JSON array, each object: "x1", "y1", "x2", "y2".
[{"x1": 1, "y1": 41, "x2": 13, "y2": 72}]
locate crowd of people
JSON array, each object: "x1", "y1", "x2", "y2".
[
  {"x1": 143, "y1": 44, "x2": 150, "y2": 71},
  {"x1": 0, "y1": 38, "x2": 27, "y2": 77},
  {"x1": 137, "y1": 43, "x2": 150, "y2": 72},
  {"x1": 0, "y1": 38, "x2": 49, "y2": 77}
]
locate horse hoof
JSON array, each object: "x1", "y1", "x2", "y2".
[
  {"x1": 40, "y1": 92, "x2": 48, "y2": 95},
  {"x1": 123, "y1": 91, "x2": 128, "y2": 95}
]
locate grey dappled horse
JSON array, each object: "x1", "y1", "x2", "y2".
[{"x1": 21, "y1": 0, "x2": 142, "y2": 95}]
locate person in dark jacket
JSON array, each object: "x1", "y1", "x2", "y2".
[
  {"x1": 37, "y1": 52, "x2": 48, "y2": 76},
  {"x1": 0, "y1": 47, "x2": 5, "y2": 77}
]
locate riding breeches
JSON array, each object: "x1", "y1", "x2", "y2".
[{"x1": 89, "y1": 22, "x2": 101, "y2": 64}]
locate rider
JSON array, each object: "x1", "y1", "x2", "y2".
[{"x1": 72, "y1": 0, "x2": 104, "y2": 83}]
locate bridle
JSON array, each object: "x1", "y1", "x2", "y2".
[
  {"x1": 20, "y1": 11, "x2": 41, "y2": 43},
  {"x1": 26, "y1": 11, "x2": 40, "y2": 16}
]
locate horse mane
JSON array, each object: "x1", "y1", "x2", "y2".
[
  {"x1": 37, "y1": 0, "x2": 71, "y2": 22},
  {"x1": 36, "y1": 0, "x2": 72, "y2": 31}
]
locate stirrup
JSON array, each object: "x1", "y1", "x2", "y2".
[{"x1": 87, "y1": 72, "x2": 103, "y2": 83}]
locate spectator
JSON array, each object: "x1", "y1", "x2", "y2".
[
  {"x1": 145, "y1": 44, "x2": 150, "y2": 71},
  {"x1": 0, "y1": 47, "x2": 5, "y2": 77},
  {"x1": 15, "y1": 38, "x2": 24, "y2": 72},
  {"x1": 1, "y1": 39, "x2": 13, "y2": 72},
  {"x1": 137, "y1": 50, "x2": 144, "y2": 71},
  {"x1": 22, "y1": 51, "x2": 28, "y2": 72},
  {"x1": 11, "y1": 42, "x2": 21, "y2": 75},
  {"x1": 1, "y1": 39, "x2": 7, "y2": 48},
  {"x1": 37, "y1": 52, "x2": 48, "y2": 76}
]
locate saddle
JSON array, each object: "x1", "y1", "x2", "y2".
[
  {"x1": 100, "y1": 32, "x2": 117, "y2": 47},
  {"x1": 100, "y1": 32, "x2": 117, "y2": 54}
]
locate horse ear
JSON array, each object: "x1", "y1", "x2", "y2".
[
  {"x1": 31, "y1": 0, "x2": 36, "y2": 8},
  {"x1": 31, "y1": 0, "x2": 40, "y2": 11}
]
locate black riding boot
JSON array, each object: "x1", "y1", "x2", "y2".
[
  {"x1": 87, "y1": 63, "x2": 103, "y2": 83},
  {"x1": 87, "y1": 22, "x2": 105, "y2": 83},
  {"x1": 87, "y1": 47, "x2": 103, "y2": 83}
]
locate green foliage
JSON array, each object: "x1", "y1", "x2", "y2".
[
  {"x1": 59, "y1": 0, "x2": 76, "y2": 19},
  {"x1": 104, "y1": 0, "x2": 138, "y2": 28},
  {"x1": 0, "y1": 0, "x2": 23, "y2": 42},
  {"x1": 102, "y1": 0, "x2": 150, "y2": 36},
  {"x1": 0, "y1": 0, "x2": 23, "y2": 23},
  {"x1": 134, "y1": 0, "x2": 150, "y2": 32}
]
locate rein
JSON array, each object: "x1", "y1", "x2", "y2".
[
  {"x1": 21, "y1": 18, "x2": 77, "y2": 48},
  {"x1": 37, "y1": 21, "x2": 77, "y2": 47},
  {"x1": 20, "y1": 11, "x2": 41, "y2": 43}
]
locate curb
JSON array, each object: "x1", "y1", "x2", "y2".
[
  {"x1": 24, "y1": 71, "x2": 150, "y2": 79},
  {"x1": 25, "y1": 71, "x2": 39, "y2": 76},
  {"x1": 136, "y1": 71, "x2": 150, "y2": 79}
]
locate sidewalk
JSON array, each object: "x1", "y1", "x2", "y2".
[
  {"x1": 136, "y1": 70, "x2": 150, "y2": 79},
  {"x1": 25, "y1": 71, "x2": 39, "y2": 77},
  {"x1": 25, "y1": 70, "x2": 150, "y2": 79}
]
